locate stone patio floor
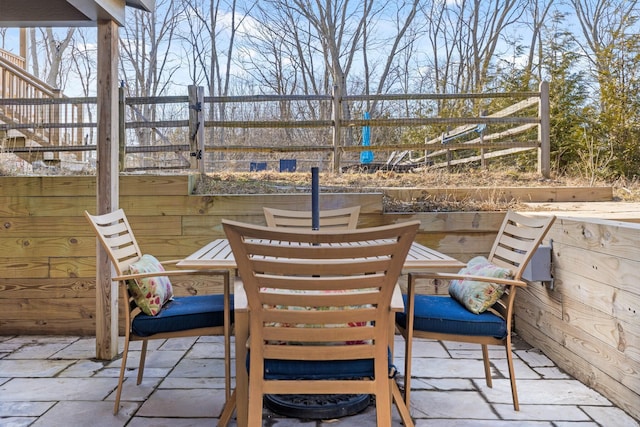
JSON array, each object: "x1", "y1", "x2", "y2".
[{"x1": 0, "y1": 334, "x2": 638, "y2": 427}]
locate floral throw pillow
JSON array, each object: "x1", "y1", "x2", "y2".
[
  {"x1": 448, "y1": 256, "x2": 513, "y2": 314},
  {"x1": 126, "y1": 254, "x2": 173, "y2": 316}
]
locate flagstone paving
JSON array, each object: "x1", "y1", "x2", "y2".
[{"x1": 0, "y1": 334, "x2": 637, "y2": 426}]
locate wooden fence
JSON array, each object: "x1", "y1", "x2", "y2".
[{"x1": 1, "y1": 80, "x2": 551, "y2": 176}]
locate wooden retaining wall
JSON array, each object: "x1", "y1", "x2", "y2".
[
  {"x1": 0, "y1": 175, "x2": 386, "y2": 336},
  {"x1": 380, "y1": 186, "x2": 613, "y2": 203},
  {"x1": 0, "y1": 175, "x2": 637, "y2": 420},
  {"x1": 516, "y1": 217, "x2": 640, "y2": 421},
  {"x1": 0, "y1": 175, "x2": 513, "y2": 336}
]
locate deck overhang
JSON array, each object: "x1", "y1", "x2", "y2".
[{"x1": 0, "y1": 0, "x2": 155, "y2": 27}]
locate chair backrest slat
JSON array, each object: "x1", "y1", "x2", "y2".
[
  {"x1": 265, "y1": 344, "x2": 375, "y2": 361},
  {"x1": 259, "y1": 274, "x2": 386, "y2": 294},
  {"x1": 84, "y1": 209, "x2": 143, "y2": 276},
  {"x1": 488, "y1": 211, "x2": 556, "y2": 320},
  {"x1": 488, "y1": 211, "x2": 556, "y2": 281},
  {"x1": 264, "y1": 326, "x2": 375, "y2": 344},
  {"x1": 263, "y1": 206, "x2": 360, "y2": 230}
]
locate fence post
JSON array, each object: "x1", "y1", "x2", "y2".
[
  {"x1": 188, "y1": 85, "x2": 205, "y2": 174},
  {"x1": 480, "y1": 110, "x2": 487, "y2": 168},
  {"x1": 19, "y1": 28, "x2": 27, "y2": 61},
  {"x1": 539, "y1": 81, "x2": 550, "y2": 178},
  {"x1": 332, "y1": 85, "x2": 342, "y2": 173},
  {"x1": 49, "y1": 89, "x2": 61, "y2": 162},
  {"x1": 76, "y1": 100, "x2": 84, "y2": 162},
  {"x1": 118, "y1": 85, "x2": 125, "y2": 171}
]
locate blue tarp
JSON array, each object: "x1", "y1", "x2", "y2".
[
  {"x1": 360, "y1": 112, "x2": 373, "y2": 164},
  {"x1": 279, "y1": 159, "x2": 297, "y2": 172}
]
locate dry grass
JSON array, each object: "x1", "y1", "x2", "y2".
[
  {"x1": 194, "y1": 169, "x2": 567, "y2": 193},
  {"x1": 193, "y1": 169, "x2": 640, "y2": 212},
  {"x1": 5, "y1": 152, "x2": 639, "y2": 212}
]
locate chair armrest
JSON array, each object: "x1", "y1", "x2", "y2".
[
  {"x1": 410, "y1": 272, "x2": 528, "y2": 288},
  {"x1": 159, "y1": 259, "x2": 184, "y2": 265},
  {"x1": 113, "y1": 269, "x2": 226, "y2": 281},
  {"x1": 162, "y1": 260, "x2": 234, "y2": 269}
]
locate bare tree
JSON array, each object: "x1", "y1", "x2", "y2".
[
  {"x1": 180, "y1": 0, "x2": 256, "y2": 168},
  {"x1": 180, "y1": 0, "x2": 210, "y2": 85},
  {"x1": 70, "y1": 28, "x2": 98, "y2": 157},
  {"x1": 0, "y1": 28, "x2": 8, "y2": 49},
  {"x1": 27, "y1": 27, "x2": 75, "y2": 89},
  {"x1": 120, "y1": 0, "x2": 185, "y2": 147},
  {"x1": 243, "y1": 0, "x2": 428, "y2": 150},
  {"x1": 571, "y1": 0, "x2": 640, "y2": 175},
  {"x1": 181, "y1": 0, "x2": 252, "y2": 97},
  {"x1": 571, "y1": 0, "x2": 639, "y2": 93},
  {"x1": 247, "y1": 0, "x2": 372, "y2": 98},
  {"x1": 43, "y1": 28, "x2": 75, "y2": 88},
  {"x1": 120, "y1": 0, "x2": 184, "y2": 97},
  {"x1": 417, "y1": 0, "x2": 526, "y2": 116},
  {"x1": 70, "y1": 29, "x2": 97, "y2": 97},
  {"x1": 29, "y1": 28, "x2": 39, "y2": 78},
  {"x1": 470, "y1": 0, "x2": 526, "y2": 92},
  {"x1": 522, "y1": 0, "x2": 556, "y2": 85},
  {"x1": 362, "y1": 0, "x2": 422, "y2": 114}
]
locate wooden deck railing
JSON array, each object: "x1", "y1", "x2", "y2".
[
  {"x1": 0, "y1": 49, "x2": 84, "y2": 161},
  {"x1": 0, "y1": 48, "x2": 25, "y2": 69}
]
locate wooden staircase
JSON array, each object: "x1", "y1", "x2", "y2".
[{"x1": 0, "y1": 48, "x2": 83, "y2": 166}]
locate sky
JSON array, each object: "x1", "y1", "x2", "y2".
[{"x1": 0, "y1": 2, "x2": 596, "y2": 99}]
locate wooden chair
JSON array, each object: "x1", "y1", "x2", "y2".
[
  {"x1": 85, "y1": 209, "x2": 233, "y2": 416},
  {"x1": 396, "y1": 211, "x2": 555, "y2": 411},
  {"x1": 263, "y1": 205, "x2": 360, "y2": 230},
  {"x1": 223, "y1": 219, "x2": 420, "y2": 426}
]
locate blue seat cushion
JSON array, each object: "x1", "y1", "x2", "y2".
[
  {"x1": 251, "y1": 348, "x2": 395, "y2": 380},
  {"x1": 132, "y1": 294, "x2": 233, "y2": 337},
  {"x1": 395, "y1": 295, "x2": 507, "y2": 339}
]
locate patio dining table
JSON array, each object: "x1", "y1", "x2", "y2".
[{"x1": 177, "y1": 237, "x2": 464, "y2": 426}]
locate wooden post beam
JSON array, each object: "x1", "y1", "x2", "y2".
[
  {"x1": 95, "y1": 19, "x2": 120, "y2": 360},
  {"x1": 332, "y1": 85, "x2": 342, "y2": 173},
  {"x1": 538, "y1": 81, "x2": 551, "y2": 179},
  {"x1": 188, "y1": 85, "x2": 205, "y2": 173}
]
